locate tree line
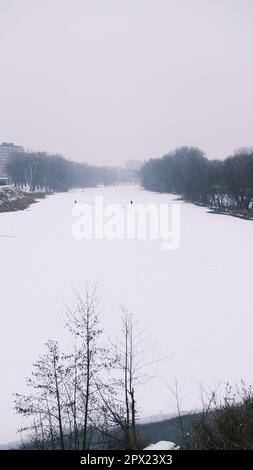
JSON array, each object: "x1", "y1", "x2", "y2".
[
  {"x1": 140, "y1": 147, "x2": 253, "y2": 216},
  {"x1": 7, "y1": 151, "x2": 136, "y2": 192}
]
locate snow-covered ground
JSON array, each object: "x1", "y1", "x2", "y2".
[
  {"x1": 0, "y1": 184, "x2": 253, "y2": 444},
  {"x1": 144, "y1": 441, "x2": 179, "y2": 450}
]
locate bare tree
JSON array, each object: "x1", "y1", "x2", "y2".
[
  {"x1": 97, "y1": 309, "x2": 158, "y2": 449},
  {"x1": 65, "y1": 287, "x2": 106, "y2": 450},
  {"x1": 14, "y1": 340, "x2": 67, "y2": 449},
  {"x1": 14, "y1": 295, "x2": 162, "y2": 450}
]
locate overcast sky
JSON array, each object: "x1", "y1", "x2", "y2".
[{"x1": 0, "y1": 0, "x2": 252, "y2": 165}]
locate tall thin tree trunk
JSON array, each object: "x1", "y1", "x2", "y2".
[
  {"x1": 53, "y1": 357, "x2": 65, "y2": 450},
  {"x1": 83, "y1": 309, "x2": 90, "y2": 450}
]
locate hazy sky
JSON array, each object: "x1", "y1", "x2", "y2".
[{"x1": 0, "y1": 0, "x2": 253, "y2": 165}]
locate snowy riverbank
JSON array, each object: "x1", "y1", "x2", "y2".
[{"x1": 0, "y1": 186, "x2": 50, "y2": 212}]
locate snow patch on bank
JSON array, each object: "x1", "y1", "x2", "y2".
[
  {"x1": 144, "y1": 440, "x2": 180, "y2": 450},
  {"x1": 0, "y1": 186, "x2": 25, "y2": 206}
]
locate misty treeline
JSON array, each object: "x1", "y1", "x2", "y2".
[
  {"x1": 14, "y1": 289, "x2": 153, "y2": 450},
  {"x1": 140, "y1": 147, "x2": 253, "y2": 216},
  {"x1": 7, "y1": 151, "x2": 135, "y2": 192}
]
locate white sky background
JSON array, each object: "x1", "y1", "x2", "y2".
[{"x1": 0, "y1": 0, "x2": 252, "y2": 165}]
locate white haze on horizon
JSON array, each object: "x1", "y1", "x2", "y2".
[{"x1": 0, "y1": 0, "x2": 253, "y2": 164}]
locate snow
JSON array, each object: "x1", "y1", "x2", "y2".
[
  {"x1": 0, "y1": 186, "x2": 24, "y2": 205},
  {"x1": 0, "y1": 184, "x2": 253, "y2": 444},
  {"x1": 144, "y1": 441, "x2": 180, "y2": 450}
]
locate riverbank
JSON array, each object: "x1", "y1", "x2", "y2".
[
  {"x1": 147, "y1": 191, "x2": 253, "y2": 220},
  {"x1": 207, "y1": 207, "x2": 253, "y2": 220},
  {"x1": 0, "y1": 186, "x2": 52, "y2": 213}
]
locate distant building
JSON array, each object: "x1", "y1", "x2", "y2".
[
  {"x1": 125, "y1": 159, "x2": 143, "y2": 171},
  {"x1": 0, "y1": 142, "x2": 24, "y2": 185}
]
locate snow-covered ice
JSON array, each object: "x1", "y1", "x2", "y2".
[
  {"x1": 144, "y1": 441, "x2": 179, "y2": 450},
  {"x1": 0, "y1": 184, "x2": 253, "y2": 443}
]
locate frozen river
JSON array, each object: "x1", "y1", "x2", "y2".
[{"x1": 0, "y1": 184, "x2": 253, "y2": 443}]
